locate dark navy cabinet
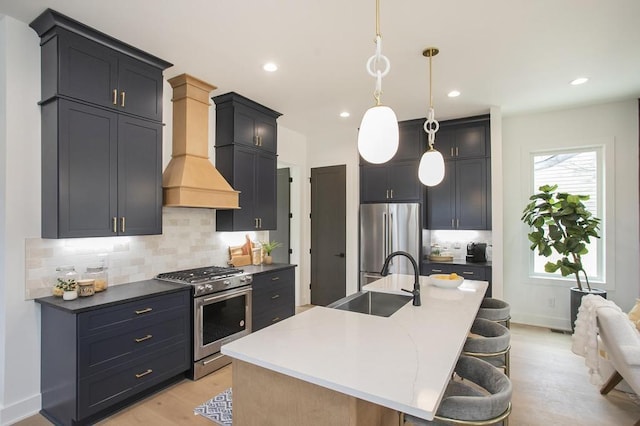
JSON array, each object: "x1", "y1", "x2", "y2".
[
  {"x1": 360, "y1": 118, "x2": 425, "y2": 203},
  {"x1": 37, "y1": 284, "x2": 190, "y2": 426},
  {"x1": 421, "y1": 261, "x2": 492, "y2": 296},
  {"x1": 251, "y1": 267, "x2": 295, "y2": 331},
  {"x1": 213, "y1": 93, "x2": 282, "y2": 231},
  {"x1": 31, "y1": 9, "x2": 171, "y2": 238},
  {"x1": 426, "y1": 116, "x2": 491, "y2": 230}
]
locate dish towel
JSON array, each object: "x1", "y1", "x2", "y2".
[{"x1": 571, "y1": 294, "x2": 621, "y2": 386}]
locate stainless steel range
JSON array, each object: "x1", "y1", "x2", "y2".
[{"x1": 156, "y1": 266, "x2": 252, "y2": 380}]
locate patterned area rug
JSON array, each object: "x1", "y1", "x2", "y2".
[{"x1": 194, "y1": 387, "x2": 233, "y2": 425}]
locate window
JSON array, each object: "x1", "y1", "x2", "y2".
[{"x1": 530, "y1": 147, "x2": 604, "y2": 282}]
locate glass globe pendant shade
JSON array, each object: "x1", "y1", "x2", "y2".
[
  {"x1": 358, "y1": 105, "x2": 399, "y2": 164},
  {"x1": 418, "y1": 149, "x2": 445, "y2": 186}
]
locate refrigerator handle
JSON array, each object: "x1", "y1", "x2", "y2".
[
  {"x1": 388, "y1": 211, "x2": 394, "y2": 267},
  {"x1": 382, "y1": 211, "x2": 388, "y2": 264}
]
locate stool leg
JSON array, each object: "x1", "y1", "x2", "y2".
[
  {"x1": 505, "y1": 350, "x2": 510, "y2": 377},
  {"x1": 600, "y1": 371, "x2": 623, "y2": 395}
]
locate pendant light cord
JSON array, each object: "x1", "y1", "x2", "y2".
[
  {"x1": 423, "y1": 48, "x2": 440, "y2": 149},
  {"x1": 367, "y1": 0, "x2": 390, "y2": 106}
]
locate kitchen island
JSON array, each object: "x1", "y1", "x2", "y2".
[{"x1": 222, "y1": 274, "x2": 488, "y2": 425}]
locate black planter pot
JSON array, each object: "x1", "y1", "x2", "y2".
[{"x1": 570, "y1": 286, "x2": 607, "y2": 332}]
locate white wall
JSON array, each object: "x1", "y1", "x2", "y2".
[
  {"x1": 0, "y1": 15, "x2": 7, "y2": 422},
  {"x1": 503, "y1": 100, "x2": 639, "y2": 330},
  {"x1": 0, "y1": 15, "x2": 43, "y2": 424},
  {"x1": 277, "y1": 126, "x2": 309, "y2": 305}
]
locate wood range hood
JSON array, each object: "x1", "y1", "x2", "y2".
[{"x1": 162, "y1": 74, "x2": 240, "y2": 209}]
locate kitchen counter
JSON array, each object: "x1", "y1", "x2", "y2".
[
  {"x1": 422, "y1": 258, "x2": 492, "y2": 267},
  {"x1": 240, "y1": 263, "x2": 296, "y2": 275},
  {"x1": 34, "y1": 279, "x2": 189, "y2": 313},
  {"x1": 222, "y1": 274, "x2": 488, "y2": 423}
]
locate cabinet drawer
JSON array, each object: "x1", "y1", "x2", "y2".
[
  {"x1": 79, "y1": 291, "x2": 189, "y2": 336},
  {"x1": 421, "y1": 264, "x2": 454, "y2": 275},
  {"x1": 252, "y1": 269, "x2": 293, "y2": 289},
  {"x1": 78, "y1": 342, "x2": 189, "y2": 418},
  {"x1": 79, "y1": 307, "x2": 189, "y2": 377},
  {"x1": 253, "y1": 305, "x2": 294, "y2": 331},
  {"x1": 452, "y1": 265, "x2": 487, "y2": 281}
]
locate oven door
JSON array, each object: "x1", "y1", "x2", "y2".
[{"x1": 194, "y1": 286, "x2": 252, "y2": 361}]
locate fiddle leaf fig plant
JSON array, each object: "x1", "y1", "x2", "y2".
[{"x1": 521, "y1": 184, "x2": 601, "y2": 291}]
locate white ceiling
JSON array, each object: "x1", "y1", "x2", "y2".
[{"x1": 2, "y1": 0, "x2": 640, "y2": 139}]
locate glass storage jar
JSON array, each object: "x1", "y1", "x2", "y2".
[
  {"x1": 85, "y1": 265, "x2": 108, "y2": 292},
  {"x1": 77, "y1": 279, "x2": 95, "y2": 297},
  {"x1": 55, "y1": 265, "x2": 78, "y2": 298}
]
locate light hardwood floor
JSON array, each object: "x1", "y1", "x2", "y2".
[{"x1": 14, "y1": 323, "x2": 640, "y2": 425}]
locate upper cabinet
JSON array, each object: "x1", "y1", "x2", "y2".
[
  {"x1": 436, "y1": 123, "x2": 488, "y2": 160},
  {"x1": 31, "y1": 9, "x2": 172, "y2": 238},
  {"x1": 360, "y1": 119, "x2": 426, "y2": 203},
  {"x1": 426, "y1": 115, "x2": 491, "y2": 230},
  {"x1": 43, "y1": 29, "x2": 164, "y2": 121},
  {"x1": 214, "y1": 92, "x2": 279, "y2": 154},
  {"x1": 213, "y1": 93, "x2": 282, "y2": 231}
]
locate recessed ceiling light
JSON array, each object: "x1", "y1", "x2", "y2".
[
  {"x1": 340, "y1": 111, "x2": 350, "y2": 118},
  {"x1": 447, "y1": 90, "x2": 461, "y2": 98},
  {"x1": 263, "y1": 62, "x2": 278, "y2": 72},
  {"x1": 570, "y1": 77, "x2": 588, "y2": 86}
]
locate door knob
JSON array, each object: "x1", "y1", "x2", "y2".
[{"x1": 334, "y1": 253, "x2": 345, "y2": 258}]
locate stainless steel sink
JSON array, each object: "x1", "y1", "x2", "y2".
[{"x1": 327, "y1": 291, "x2": 412, "y2": 317}]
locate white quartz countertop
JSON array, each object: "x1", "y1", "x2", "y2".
[{"x1": 222, "y1": 274, "x2": 488, "y2": 421}]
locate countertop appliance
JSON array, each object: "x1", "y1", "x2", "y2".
[
  {"x1": 156, "y1": 266, "x2": 252, "y2": 380},
  {"x1": 466, "y1": 243, "x2": 487, "y2": 263},
  {"x1": 359, "y1": 203, "x2": 420, "y2": 287}
]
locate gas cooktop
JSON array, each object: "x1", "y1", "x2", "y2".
[{"x1": 156, "y1": 266, "x2": 252, "y2": 296}]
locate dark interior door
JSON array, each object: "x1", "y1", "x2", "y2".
[
  {"x1": 311, "y1": 165, "x2": 346, "y2": 306},
  {"x1": 271, "y1": 168, "x2": 291, "y2": 264}
]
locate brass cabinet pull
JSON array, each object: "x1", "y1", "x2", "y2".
[
  {"x1": 135, "y1": 308, "x2": 153, "y2": 315},
  {"x1": 120, "y1": 91, "x2": 126, "y2": 107},
  {"x1": 462, "y1": 272, "x2": 474, "y2": 275},
  {"x1": 254, "y1": 135, "x2": 259, "y2": 146},
  {"x1": 456, "y1": 218, "x2": 459, "y2": 228},
  {"x1": 451, "y1": 218, "x2": 454, "y2": 228},
  {"x1": 120, "y1": 217, "x2": 126, "y2": 233},
  {"x1": 135, "y1": 369, "x2": 153, "y2": 379},
  {"x1": 134, "y1": 334, "x2": 153, "y2": 343},
  {"x1": 390, "y1": 189, "x2": 393, "y2": 198},
  {"x1": 112, "y1": 217, "x2": 117, "y2": 233},
  {"x1": 258, "y1": 218, "x2": 262, "y2": 228},
  {"x1": 271, "y1": 276, "x2": 280, "y2": 281},
  {"x1": 432, "y1": 269, "x2": 443, "y2": 273},
  {"x1": 271, "y1": 294, "x2": 280, "y2": 299},
  {"x1": 254, "y1": 218, "x2": 259, "y2": 229},
  {"x1": 456, "y1": 147, "x2": 459, "y2": 156},
  {"x1": 451, "y1": 147, "x2": 454, "y2": 157},
  {"x1": 386, "y1": 189, "x2": 389, "y2": 199},
  {"x1": 112, "y1": 89, "x2": 118, "y2": 105},
  {"x1": 271, "y1": 317, "x2": 280, "y2": 323}
]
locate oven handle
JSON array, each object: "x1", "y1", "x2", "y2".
[{"x1": 201, "y1": 286, "x2": 252, "y2": 304}]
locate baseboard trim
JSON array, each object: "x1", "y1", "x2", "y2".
[
  {"x1": 0, "y1": 393, "x2": 41, "y2": 426},
  {"x1": 511, "y1": 312, "x2": 571, "y2": 332}
]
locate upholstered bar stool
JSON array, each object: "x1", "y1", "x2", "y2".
[
  {"x1": 404, "y1": 355, "x2": 512, "y2": 426},
  {"x1": 476, "y1": 298, "x2": 511, "y2": 328},
  {"x1": 463, "y1": 318, "x2": 511, "y2": 376}
]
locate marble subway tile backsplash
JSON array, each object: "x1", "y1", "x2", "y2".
[{"x1": 25, "y1": 207, "x2": 268, "y2": 299}]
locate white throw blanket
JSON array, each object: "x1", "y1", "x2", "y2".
[{"x1": 571, "y1": 294, "x2": 621, "y2": 386}]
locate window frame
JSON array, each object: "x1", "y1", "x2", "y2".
[{"x1": 524, "y1": 140, "x2": 614, "y2": 290}]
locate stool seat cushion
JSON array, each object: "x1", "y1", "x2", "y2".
[
  {"x1": 477, "y1": 298, "x2": 510, "y2": 322},
  {"x1": 464, "y1": 318, "x2": 510, "y2": 354},
  {"x1": 438, "y1": 356, "x2": 512, "y2": 421}
]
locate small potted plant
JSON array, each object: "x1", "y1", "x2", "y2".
[
  {"x1": 521, "y1": 184, "x2": 603, "y2": 331},
  {"x1": 260, "y1": 241, "x2": 282, "y2": 265},
  {"x1": 56, "y1": 278, "x2": 78, "y2": 301}
]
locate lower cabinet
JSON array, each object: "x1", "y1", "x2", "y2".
[
  {"x1": 252, "y1": 267, "x2": 295, "y2": 331},
  {"x1": 39, "y1": 290, "x2": 190, "y2": 426},
  {"x1": 421, "y1": 262, "x2": 492, "y2": 297}
]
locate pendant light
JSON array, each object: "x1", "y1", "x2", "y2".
[
  {"x1": 418, "y1": 47, "x2": 445, "y2": 186},
  {"x1": 357, "y1": 0, "x2": 398, "y2": 164}
]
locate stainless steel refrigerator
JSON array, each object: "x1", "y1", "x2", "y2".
[{"x1": 359, "y1": 203, "x2": 421, "y2": 287}]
